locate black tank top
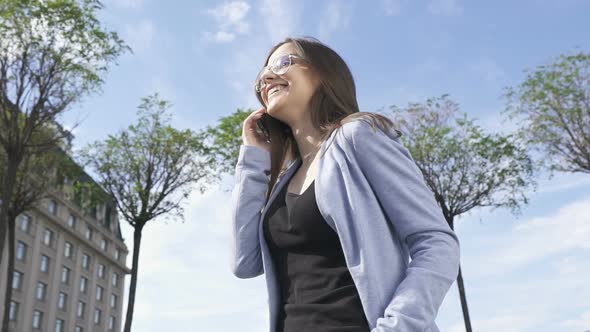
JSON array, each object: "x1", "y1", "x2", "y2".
[{"x1": 263, "y1": 179, "x2": 370, "y2": 332}]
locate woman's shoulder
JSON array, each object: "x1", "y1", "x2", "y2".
[{"x1": 333, "y1": 114, "x2": 402, "y2": 147}]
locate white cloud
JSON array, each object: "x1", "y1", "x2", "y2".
[
  {"x1": 202, "y1": 1, "x2": 251, "y2": 44},
  {"x1": 463, "y1": 195, "x2": 590, "y2": 278},
  {"x1": 535, "y1": 173, "x2": 590, "y2": 194},
  {"x1": 118, "y1": 182, "x2": 270, "y2": 332},
  {"x1": 439, "y1": 251, "x2": 590, "y2": 332},
  {"x1": 124, "y1": 20, "x2": 154, "y2": 52},
  {"x1": 427, "y1": 0, "x2": 464, "y2": 16},
  {"x1": 202, "y1": 30, "x2": 236, "y2": 43},
  {"x1": 318, "y1": 0, "x2": 353, "y2": 41},
  {"x1": 259, "y1": 0, "x2": 303, "y2": 43}
]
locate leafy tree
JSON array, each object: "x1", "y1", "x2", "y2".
[
  {"x1": 505, "y1": 51, "x2": 590, "y2": 174},
  {"x1": 0, "y1": 0, "x2": 127, "y2": 264},
  {"x1": 79, "y1": 94, "x2": 213, "y2": 332},
  {"x1": 388, "y1": 95, "x2": 536, "y2": 332},
  {"x1": 198, "y1": 108, "x2": 253, "y2": 175}
]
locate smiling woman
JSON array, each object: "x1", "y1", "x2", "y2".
[{"x1": 231, "y1": 36, "x2": 460, "y2": 332}]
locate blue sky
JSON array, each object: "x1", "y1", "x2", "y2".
[{"x1": 61, "y1": 0, "x2": 590, "y2": 331}]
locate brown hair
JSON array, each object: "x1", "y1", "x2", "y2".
[{"x1": 255, "y1": 36, "x2": 399, "y2": 201}]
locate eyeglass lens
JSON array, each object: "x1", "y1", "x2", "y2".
[{"x1": 255, "y1": 55, "x2": 293, "y2": 93}]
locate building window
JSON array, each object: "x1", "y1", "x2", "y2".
[
  {"x1": 96, "y1": 286, "x2": 103, "y2": 301},
  {"x1": 64, "y1": 242, "x2": 73, "y2": 258},
  {"x1": 68, "y1": 214, "x2": 77, "y2": 228},
  {"x1": 97, "y1": 264, "x2": 105, "y2": 278},
  {"x1": 75, "y1": 326, "x2": 83, "y2": 332},
  {"x1": 48, "y1": 200, "x2": 58, "y2": 215},
  {"x1": 9, "y1": 301, "x2": 19, "y2": 321},
  {"x1": 79, "y1": 277, "x2": 88, "y2": 293},
  {"x1": 19, "y1": 214, "x2": 31, "y2": 233},
  {"x1": 108, "y1": 316, "x2": 116, "y2": 331},
  {"x1": 16, "y1": 241, "x2": 27, "y2": 261},
  {"x1": 32, "y1": 310, "x2": 43, "y2": 329},
  {"x1": 94, "y1": 309, "x2": 102, "y2": 325},
  {"x1": 110, "y1": 294, "x2": 117, "y2": 308},
  {"x1": 82, "y1": 253, "x2": 90, "y2": 269},
  {"x1": 76, "y1": 301, "x2": 85, "y2": 318},
  {"x1": 115, "y1": 248, "x2": 121, "y2": 261},
  {"x1": 43, "y1": 228, "x2": 54, "y2": 246},
  {"x1": 55, "y1": 318, "x2": 64, "y2": 332},
  {"x1": 101, "y1": 238, "x2": 108, "y2": 251},
  {"x1": 105, "y1": 204, "x2": 113, "y2": 228},
  {"x1": 40, "y1": 255, "x2": 50, "y2": 272},
  {"x1": 89, "y1": 205, "x2": 98, "y2": 220},
  {"x1": 12, "y1": 271, "x2": 23, "y2": 290},
  {"x1": 112, "y1": 272, "x2": 119, "y2": 288},
  {"x1": 57, "y1": 292, "x2": 67, "y2": 310},
  {"x1": 36, "y1": 282, "x2": 47, "y2": 300},
  {"x1": 85, "y1": 225, "x2": 93, "y2": 241},
  {"x1": 61, "y1": 266, "x2": 70, "y2": 284}
]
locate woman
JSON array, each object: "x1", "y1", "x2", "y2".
[{"x1": 231, "y1": 36, "x2": 460, "y2": 332}]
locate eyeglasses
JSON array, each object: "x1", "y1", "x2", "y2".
[{"x1": 254, "y1": 54, "x2": 305, "y2": 93}]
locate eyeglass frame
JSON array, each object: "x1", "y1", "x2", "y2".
[{"x1": 254, "y1": 54, "x2": 307, "y2": 94}]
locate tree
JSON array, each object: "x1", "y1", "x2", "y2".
[
  {"x1": 79, "y1": 94, "x2": 213, "y2": 332},
  {"x1": 505, "y1": 51, "x2": 590, "y2": 174},
  {"x1": 0, "y1": 0, "x2": 127, "y2": 265},
  {"x1": 197, "y1": 108, "x2": 253, "y2": 187},
  {"x1": 388, "y1": 95, "x2": 536, "y2": 332}
]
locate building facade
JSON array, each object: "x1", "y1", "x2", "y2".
[{"x1": 0, "y1": 180, "x2": 130, "y2": 332}]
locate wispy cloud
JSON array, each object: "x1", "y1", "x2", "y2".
[
  {"x1": 318, "y1": 0, "x2": 353, "y2": 41},
  {"x1": 427, "y1": 0, "x2": 464, "y2": 16},
  {"x1": 259, "y1": 0, "x2": 303, "y2": 42},
  {"x1": 439, "y1": 250, "x2": 590, "y2": 332},
  {"x1": 463, "y1": 196, "x2": 590, "y2": 278},
  {"x1": 119, "y1": 184, "x2": 270, "y2": 331},
  {"x1": 202, "y1": 1, "x2": 251, "y2": 43}
]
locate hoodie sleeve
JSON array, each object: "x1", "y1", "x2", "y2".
[
  {"x1": 343, "y1": 120, "x2": 460, "y2": 332},
  {"x1": 230, "y1": 144, "x2": 271, "y2": 279}
]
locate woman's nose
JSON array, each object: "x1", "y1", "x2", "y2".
[{"x1": 260, "y1": 67, "x2": 278, "y2": 84}]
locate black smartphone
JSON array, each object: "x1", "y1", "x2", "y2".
[{"x1": 256, "y1": 113, "x2": 271, "y2": 143}]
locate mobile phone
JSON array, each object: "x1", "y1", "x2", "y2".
[{"x1": 257, "y1": 113, "x2": 271, "y2": 142}]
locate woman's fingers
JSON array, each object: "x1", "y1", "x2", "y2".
[{"x1": 242, "y1": 108, "x2": 270, "y2": 151}]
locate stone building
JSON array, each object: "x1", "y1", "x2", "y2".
[{"x1": 0, "y1": 175, "x2": 130, "y2": 332}]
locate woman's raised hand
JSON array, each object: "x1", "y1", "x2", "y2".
[{"x1": 242, "y1": 108, "x2": 271, "y2": 152}]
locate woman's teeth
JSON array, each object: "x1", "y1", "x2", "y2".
[{"x1": 270, "y1": 85, "x2": 286, "y2": 95}]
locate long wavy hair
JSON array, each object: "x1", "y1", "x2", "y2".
[{"x1": 255, "y1": 37, "x2": 399, "y2": 201}]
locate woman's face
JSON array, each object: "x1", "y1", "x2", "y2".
[{"x1": 257, "y1": 43, "x2": 320, "y2": 122}]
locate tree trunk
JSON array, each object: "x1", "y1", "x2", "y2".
[
  {"x1": 1, "y1": 215, "x2": 16, "y2": 332},
  {"x1": 456, "y1": 265, "x2": 472, "y2": 332},
  {"x1": 0, "y1": 160, "x2": 19, "y2": 266},
  {"x1": 448, "y1": 218, "x2": 473, "y2": 332},
  {"x1": 123, "y1": 223, "x2": 144, "y2": 332}
]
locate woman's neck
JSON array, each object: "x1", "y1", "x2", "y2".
[{"x1": 289, "y1": 119, "x2": 322, "y2": 167}]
